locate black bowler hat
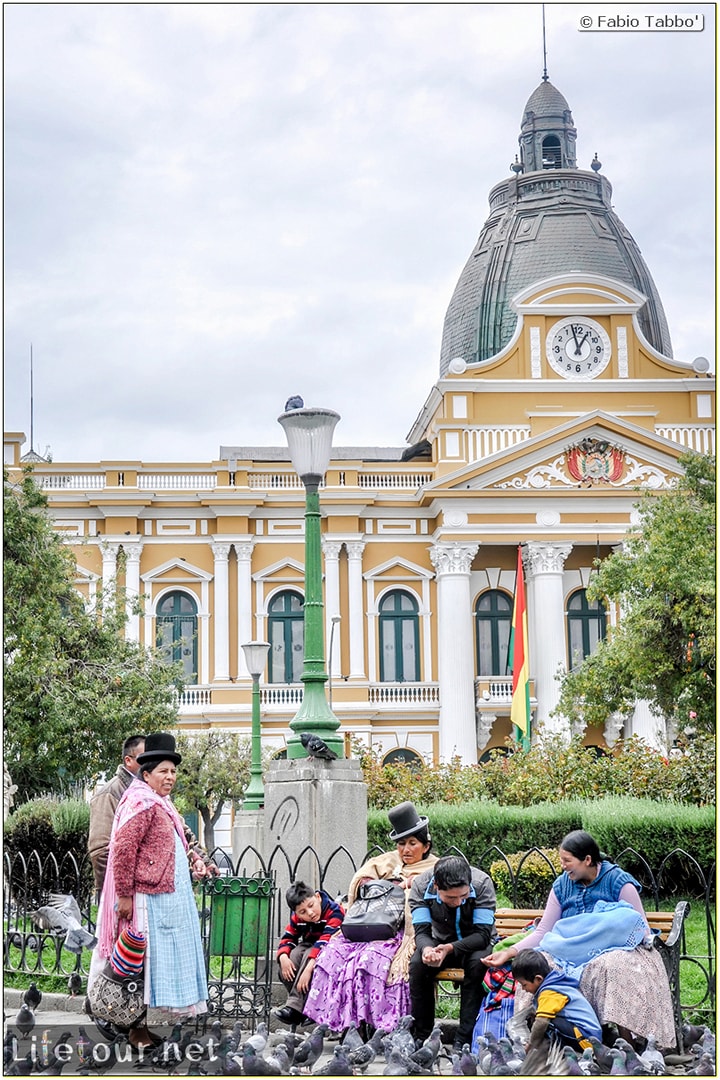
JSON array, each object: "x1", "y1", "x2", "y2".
[
  {"x1": 388, "y1": 801, "x2": 429, "y2": 842},
  {"x1": 136, "y1": 732, "x2": 182, "y2": 768}
]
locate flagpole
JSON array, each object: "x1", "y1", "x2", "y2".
[{"x1": 510, "y1": 545, "x2": 531, "y2": 751}]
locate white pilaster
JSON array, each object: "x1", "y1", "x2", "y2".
[
  {"x1": 235, "y1": 541, "x2": 254, "y2": 678},
  {"x1": 322, "y1": 540, "x2": 343, "y2": 679},
  {"x1": 523, "y1": 541, "x2": 573, "y2": 734},
  {"x1": 101, "y1": 543, "x2": 119, "y2": 612},
  {"x1": 211, "y1": 542, "x2": 232, "y2": 682},
  {"x1": 123, "y1": 543, "x2": 143, "y2": 642},
  {"x1": 346, "y1": 541, "x2": 366, "y2": 679},
  {"x1": 429, "y1": 542, "x2": 479, "y2": 764}
]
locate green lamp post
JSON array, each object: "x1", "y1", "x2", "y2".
[
  {"x1": 278, "y1": 405, "x2": 344, "y2": 760},
  {"x1": 241, "y1": 639, "x2": 271, "y2": 809}
]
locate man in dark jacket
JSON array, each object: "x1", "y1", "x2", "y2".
[{"x1": 409, "y1": 854, "x2": 496, "y2": 1051}]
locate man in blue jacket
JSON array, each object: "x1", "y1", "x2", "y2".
[{"x1": 409, "y1": 855, "x2": 496, "y2": 1051}]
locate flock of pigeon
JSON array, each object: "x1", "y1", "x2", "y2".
[{"x1": 4, "y1": 987, "x2": 717, "y2": 1078}]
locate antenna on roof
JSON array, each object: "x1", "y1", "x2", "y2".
[
  {"x1": 29, "y1": 343, "x2": 35, "y2": 453},
  {"x1": 542, "y1": 4, "x2": 549, "y2": 82}
]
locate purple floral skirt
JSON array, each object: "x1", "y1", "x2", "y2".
[{"x1": 304, "y1": 930, "x2": 409, "y2": 1032}]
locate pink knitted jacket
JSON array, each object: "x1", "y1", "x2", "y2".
[{"x1": 112, "y1": 804, "x2": 178, "y2": 897}]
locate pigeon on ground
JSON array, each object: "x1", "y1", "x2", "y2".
[
  {"x1": 587, "y1": 1036, "x2": 615, "y2": 1073},
  {"x1": 607, "y1": 1048, "x2": 627, "y2": 1075},
  {"x1": 520, "y1": 1039, "x2": 571, "y2": 1075},
  {"x1": 312, "y1": 1045, "x2": 355, "y2": 1075},
  {"x1": 409, "y1": 1027, "x2": 443, "y2": 1071},
  {"x1": 6, "y1": 1051, "x2": 34, "y2": 1076},
  {"x1": 347, "y1": 1041, "x2": 376, "y2": 1074},
  {"x1": 265, "y1": 1044, "x2": 292, "y2": 1074},
  {"x1": 340, "y1": 1025, "x2": 365, "y2": 1054},
  {"x1": 30, "y1": 894, "x2": 97, "y2": 953},
  {"x1": 614, "y1": 1037, "x2": 653, "y2": 1074},
  {"x1": 457, "y1": 1045, "x2": 479, "y2": 1076},
  {"x1": 67, "y1": 972, "x2": 83, "y2": 996},
  {"x1": 22, "y1": 982, "x2": 42, "y2": 1010},
  {"x1": 14, "y1": 1004, "x2": 35, "y2": 1039},
  {"x1": 639, "y1": 1036, "x2": 667, "y2": 1074},
  {"x1": 293, "y1": 1025, "x2": 329, "y2": 1072},
  {"x1": 682, "y1": 1024, "x2": 706, "y2": 1050},
  {"x1": 243, "y1": 1022, "x2": 269, "y2": 1056},
  {"x1": 284, "y1": 396, "x2": 305, "y2": 412},
  {"x1": 577, "y1": 1046, "x2": 601, "y2": 1075},
  {"x1": 76, "y1": 1027, "x2": 99, "y2": 1067},
  {"x1": 239, "y1": 1045, "x2": 282, "y2": 1075},
  {"x1": 691, "y1": 1053, "x2": 716, "y2": 1076},
  {"x1": 384, "y1": 1049, "x2": 415, "y2": 1075},
  {"x1": 300, "y1": 733, "x2": 338, "y2": 761}
]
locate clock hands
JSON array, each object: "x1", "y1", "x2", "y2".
[{"x1": 569, "y1": 326, "x2": 590, "y2": 356}]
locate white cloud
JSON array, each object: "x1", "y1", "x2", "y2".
[{"x1": 4, "y1": 2, "x2": 715, "y2": 461}]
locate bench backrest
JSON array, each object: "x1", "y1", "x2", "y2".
[{"x1": 495, "y1": 907, "x2": 675, "y2": 941}]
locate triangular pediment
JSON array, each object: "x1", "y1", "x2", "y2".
[
  {"x1": 425, "y1": 412, "x2": 686, "y2": 494},
  {"x1": 363, "y1": 556, "x2": 434, "y2": 581},
  {"x1": 253, "y1": 557, "x2": 305, "y2": 583},
  {"x1": 141, "y1": 558, "x2": 213, "y2": 583}
]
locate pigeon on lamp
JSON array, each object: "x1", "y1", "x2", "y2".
[
  {"x1": 300, "y1": 733, "x2": 338, "y2": 761},
  {"x1": 284, "y1": 395, "x2": 305, "y2": 411}
]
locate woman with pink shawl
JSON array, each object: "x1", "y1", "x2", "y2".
[{"x1": 94, "y1": 733, "x2": 207, "y2": 1049}]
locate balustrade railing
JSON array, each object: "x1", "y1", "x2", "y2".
[{"x1": 367, "y1": 682, "x2": 440, "y2": 705}]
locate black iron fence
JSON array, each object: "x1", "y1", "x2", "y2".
[{"x1": 4, "y1": 843, "x2": 715, "y2": 1030}]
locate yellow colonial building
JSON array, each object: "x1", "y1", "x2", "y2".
[{"x1": 5, "y1": 78, "x2": 714, "y2": 786}]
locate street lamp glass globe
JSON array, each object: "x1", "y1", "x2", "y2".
[
  {"x1": 278, "y1": 407, "x2": 340, "y2": 481},
  {"x1": 242, "y1": 640, "x2": 271, "y2": 678}
]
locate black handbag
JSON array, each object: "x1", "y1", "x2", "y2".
[{"x1": 341, "y1": 880, "x2": 406, "y2": 942}]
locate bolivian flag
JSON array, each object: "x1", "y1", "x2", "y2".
[{"x1": 509, "y1": 546, "x2": 530, "y2": 743}]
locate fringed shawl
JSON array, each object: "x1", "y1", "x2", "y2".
[
  {"x1": 97, "y1": 779, "x2": 188, "y2": 958},
  {"x1": 347, "y1": 849, "x2": 438, "y2": 985}
]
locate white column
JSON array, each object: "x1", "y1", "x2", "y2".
[
  {"x1": 322, "y1": 540, "x2": 342, "y2": 678},
  {"x1": 429, "y1": 542, "x2": 479, "y2": 764},
  {"x1": 524, "y1": 541, "x2": 573, "y2": 734},
  {"x1": 627, "y1": 699, "x2": 668, "y2": 753},
  {"x1": 211, "y1": 542, "x2": 232, "y2": 682},
  {"x1": 346, "y1": 541, "x2": 366, "y2": 679},
  {"x1": 235, "y1": 541, "x2": 254, "y2": 678},
  {"x1": 123, "y1": 543, "x2": 143, "y2": 642},
  {"x1": 101, "y1": 543, "x2": 119, "y2": 612}
]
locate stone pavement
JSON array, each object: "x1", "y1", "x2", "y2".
[{"x1": 4, "y1": 990, "x2": 461, "y2": 1075}]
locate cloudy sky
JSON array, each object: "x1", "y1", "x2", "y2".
[{"x1": 5, "y1": 3, "x2": 715, "y2": 464}]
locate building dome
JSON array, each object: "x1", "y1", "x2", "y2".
[{"x1": 439, "y1": 80, "x2": 673, "y2": 374}]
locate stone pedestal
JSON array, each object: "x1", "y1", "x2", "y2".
[
  {"x1": 263, "y1": 758, "x2": 367, "y2": 900},
  {"x1": 231, "y1": 808, "x2": 266, "y2": 876}
]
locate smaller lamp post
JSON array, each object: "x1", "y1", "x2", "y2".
[{"x1": 241, "y1": 640, "x2": 271, "y2": 810}]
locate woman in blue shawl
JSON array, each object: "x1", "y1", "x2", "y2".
[{"x1": 483, "y1": 831, "x2": 675, "y2": 1049}]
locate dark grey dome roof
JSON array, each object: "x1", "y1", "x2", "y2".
[
  {"x1": 439, "y1": 82, "x2": 673, "y2": 374},
  {"x1": 523, "y1": 80, "x2": 572, "y2": 118}
]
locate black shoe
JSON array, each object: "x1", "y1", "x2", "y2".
[{"x1": 274, "y1": 1006, "x2": 305, "y2": 1026}]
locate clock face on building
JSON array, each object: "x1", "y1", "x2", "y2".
[{"x1": 546, "y1": 317, "x2": 611, "y2": 379}]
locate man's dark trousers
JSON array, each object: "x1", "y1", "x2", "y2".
[{"x1": 409, "y1": 947, "x2": 488, "y2": 1043}]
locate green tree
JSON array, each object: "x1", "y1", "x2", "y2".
[
  {"x1": 4, "y1": 467, "x2": 184, "y2": 800},
  {"x1": 555, "y1": 452, "x2": 715, "y2": 737},
  {"x1": 172, "y1": 731, "x2": 252, "y2": 852}
]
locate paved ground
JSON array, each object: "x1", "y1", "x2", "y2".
[{"x1": 4, "y1": 990, "x2": 461, "y2": 1075}]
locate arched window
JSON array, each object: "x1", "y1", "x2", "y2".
[
  {"x1": 156, "y1": 591, "x2": 198, "y2": 684},
  {"x1": 268, "y1": 590, "x2": 304, "y2": 683},
  {"x1": 379, "y1": 590, "x2": 420, "y2": 682},
  {"x1": 541, "y1": 135, "x2": 562, "y2": 168},
  {"x1": 566, "y1": 588, "x2": 607, "y2": 670},
  {"x1": 475, "y1": 590, "x2": 512, "y2": 676}
]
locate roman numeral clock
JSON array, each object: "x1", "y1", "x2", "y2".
[{"x1": 546, "y1": 316, "x2": 611, "y2": 379}]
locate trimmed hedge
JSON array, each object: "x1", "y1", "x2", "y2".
[{"x1": 367, "y1": 797, "x2": 715, "y2": 899}]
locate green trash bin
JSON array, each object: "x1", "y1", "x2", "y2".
[{"x1": 208, "y1": 875, "x2": 274, "y2": 957}]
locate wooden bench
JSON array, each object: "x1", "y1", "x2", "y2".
[{"x1": 436, "y1": 901, "x2": 690, "y2": 1050}]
